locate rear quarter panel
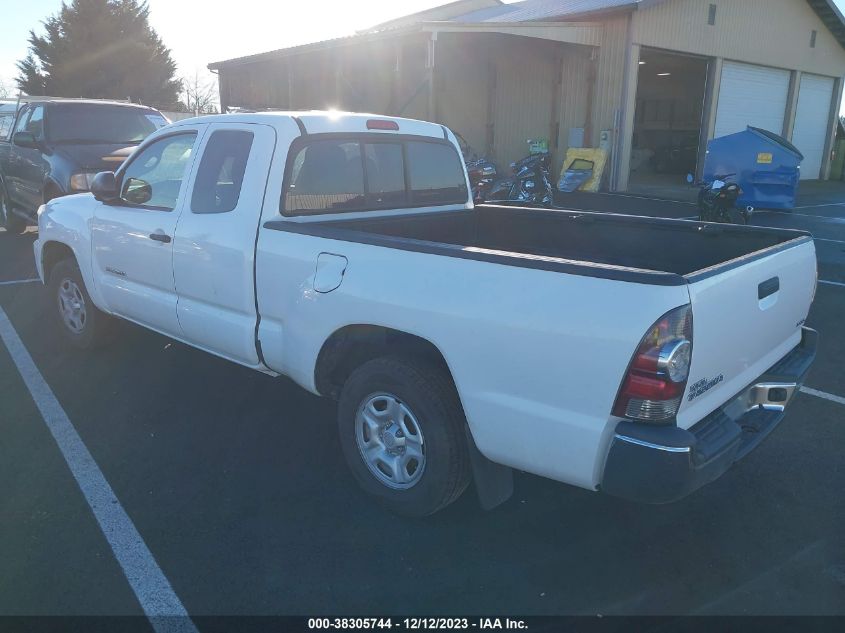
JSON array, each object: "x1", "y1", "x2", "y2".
[{"x1": 255, "y1": 230, "x2": 692, "y2": 489}]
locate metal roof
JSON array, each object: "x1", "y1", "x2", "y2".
[
  {"x1": 209, "y1": 0, "x2": 845, "y2": 69},
  {"x1": 451, "y1": 0, "x2": 640, "y2": 23},
  {"x1": 366, "y1": 0, "x2": 503, "y2": 32},
  {"x1": 806, "y1": 0, "x2": 845, "y2": 49}
]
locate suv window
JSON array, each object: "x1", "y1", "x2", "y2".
[
  {"x1": 0, "y1": 113, "x2": 14, "y2": 141},
  {"x1": 13, "y1": 107, "x2": 32, "y2": 135},
  {"x1": 283, "y1": 136, "x2": 467, "y2": 215},
  {"x1": 120, "y1": 133, "x2": 197, "y2": 210},
  {"x1": 26, "y1": 106, "x2": 45, "y2": 140},
  {"x1": 49, "y1": 104, "x2": 162, "y2": 144},
  {"x1": 191, "y1": 130, "x2": 254, "y2": 214}
]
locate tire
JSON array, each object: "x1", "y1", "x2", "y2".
[
  {"x1": 49, "y1": 258, "x2": 113, "y2": 349},
  {"x1": 726, "y1": 207, "x2": 747, "y2": 225},
  {"x1": 337, "y1": 356, "x2": 471, "y2": 517},
  {"x1": 1, "y1": 186, "x2": 26, "y2": 234}
]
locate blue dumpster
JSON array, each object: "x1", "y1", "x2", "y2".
[{"x1": 703, "y1": 126, "x2": 803, "y2": 210}]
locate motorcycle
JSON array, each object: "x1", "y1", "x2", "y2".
[
  {"x1": 455, "y1": 133, "x2": 498, "y2": 204},
  {"x1": 487, "y1": 142, "x2": 554, "y2": 207},
  {"x1": 687, "y1": 172, "x2": 754, "y2": 225}
]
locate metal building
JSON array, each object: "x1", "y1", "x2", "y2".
[{"x1": 209, "y1": 0, "x2": 845, "y2": 193}]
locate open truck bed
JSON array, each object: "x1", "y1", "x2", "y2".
[{"x1": 269, "y1": 204, "x2": 812, "y2": 285}]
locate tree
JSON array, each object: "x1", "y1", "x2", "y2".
[
  {"x1": 180, "y1": 71, "x2": 219, "y2": 115},
  {"x1": 16, "y1": 0, "x2": 181, "y2": 109}
]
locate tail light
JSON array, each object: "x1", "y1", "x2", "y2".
[{"x1": 612, "y1": 305, "x2": 693, "y2": 424}]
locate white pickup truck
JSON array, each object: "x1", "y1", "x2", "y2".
[{"x1": 34, "y1": 112, "x2": 818, "y2": 516}]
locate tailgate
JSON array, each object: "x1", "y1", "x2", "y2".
[{"x1": 676, "y1": 237, "x2": 816, "y2": 429}]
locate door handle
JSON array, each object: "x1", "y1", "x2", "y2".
[{"x1": 149, "y1": 232, "x2": 171, "y2": 244}]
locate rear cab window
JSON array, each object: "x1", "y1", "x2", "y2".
[{"x1": 282, "y1": 134, "x2": 467, "y2": 216}]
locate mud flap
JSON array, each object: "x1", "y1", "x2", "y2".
[{"x1": 464, "y1": 426, "x2": 513, "y2": 510}]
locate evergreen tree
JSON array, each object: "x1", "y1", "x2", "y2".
[{"x1": 16, "y1": 0, "x2": 181, "y2": 108}]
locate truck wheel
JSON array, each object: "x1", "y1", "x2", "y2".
[
  {"x1": 49, "y1": 258, "x2": 112, "y2": 349},
  {"x1": 1, "y1": 188, "x2": 26, "y2": 234},
  {"x1": 337, "y1": 356, "x2": 471, "y2": 517}
]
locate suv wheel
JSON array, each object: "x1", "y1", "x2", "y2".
[
  {"x1": 338, "y1": 356, "x2": 471, "y2": 517},
  {"x1": 49, "y1": 258, "x2": 113, "y2": 349},
  {"x1": 1, "y1": 187, "x2": 26, "y2": 234}
]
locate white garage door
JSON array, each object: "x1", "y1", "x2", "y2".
[
  {"x1": 792, "y1": 74, "x2": 835, "y2": 180},
  {"x1": 714, "y1": 62, "x2": 790, "y2": 139}
]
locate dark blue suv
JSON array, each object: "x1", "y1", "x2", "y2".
[{"x1": 0, "y1": 98, "x2": 168, "y2": 233}]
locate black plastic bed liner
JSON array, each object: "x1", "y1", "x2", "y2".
[{"x1": 264, "y1": 204, "x2": 812, "y2": 286}]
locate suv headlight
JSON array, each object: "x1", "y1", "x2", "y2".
[{"x1": 69, "y1": 172, "x2": 96, "y2": 192}]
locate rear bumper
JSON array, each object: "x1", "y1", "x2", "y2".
[{"x1": 601, "y1": 327, "x2": 817, "y2": 504}]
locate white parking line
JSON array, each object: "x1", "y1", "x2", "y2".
[
  {"x1": 0, "y1": 307, "x2": 197, "y2": 633},
  {"x1": 819, "y1": 279, "x2": 845, "y2": 288},
  {"x1": 793, "y1": 202, "x2": 845, "y2": 209},
  {"x1": 813, "y1": 237, "x2": 845, "y2": 245},
  {"x1": 801, "y1": 386, "x2": 845, "y2": 406},
  {"x1": 609, "y1": 193, "x2": 698, "y2": 206},
  {"x1": 0, "y1": 278, "x2": 40, "y2": 286}
]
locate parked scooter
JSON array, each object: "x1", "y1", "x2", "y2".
[
  {"x1": 456, "y1": 133, "x2": 498, "y2": 204},
  {"x1": 688, "y1": 172, "x2": 754, "y2": 225},
  {"x1": 487, "y1": 141, "x2": 554, "y2": 207}
]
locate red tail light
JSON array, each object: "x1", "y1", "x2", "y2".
[
  {"x1": 366, "y1": 119, "x2": 399, "y2": 131},
  {"x1": 612, "y1": 305, "x2": 693, "y2": 424}
]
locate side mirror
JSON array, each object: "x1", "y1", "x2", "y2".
[
  {"x1": 686, "y1": 173, "x2": 694, "y2": 184},
  {"x1": 90, "y1": 171, "x2": 118, "y2": 202},
  {"x1": 13, "y1": 131, "x2": 38, "y2": 149},
  {"x1": 122, "y1": 177, "x2": 152, "y2": 205}
]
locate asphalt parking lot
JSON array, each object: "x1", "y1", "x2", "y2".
[{"x1": 1, "y1": 186, "x2": 844, "y2": 623}]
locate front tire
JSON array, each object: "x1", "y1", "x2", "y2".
[
  {"x1": 337, "y1": 357, "x2": 471, "y2": 517},
  {"x1": 49, "y1": 258, "x2": 113, "y2": 349}
]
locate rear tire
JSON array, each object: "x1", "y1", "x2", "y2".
[
  {"x1": 1, "y1": 187, "x2": 26, "y2": 234},
  {"x1": 337, "y1": 356, "x2": 471, "y2": 517},
  {"x1": 726, "y1": 207, "x2": 747, "y2": 225},
  {"x1": 49, "y1": 258, "x2": 113, "y2": 349}
]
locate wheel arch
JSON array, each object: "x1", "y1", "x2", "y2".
[
  {"x1": 314, "y1": 324, "x2": 456, "y2": 401},
  {"x1": 41, "y1": 240, "x2": 78, "y2": 284}
]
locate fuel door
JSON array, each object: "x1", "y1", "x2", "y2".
[{"x1": 314, "y1": 253, "x2": 348, "y2": 293}]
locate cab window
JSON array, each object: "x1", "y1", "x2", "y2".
[
  {"x1": 119, "y1": 132, "x2": 197, "y2": 210},
  {"x1": 191, "y1": 130, "x2": 254, "y2": 214},
  {"x1": 282, "y1": 136, "x2": 467, "y2": 216}
]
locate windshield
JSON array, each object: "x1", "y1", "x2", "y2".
[{"x1": 48, "y1": 104, "x2": 164, "y2": 144}]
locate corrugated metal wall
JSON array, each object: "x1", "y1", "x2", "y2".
[
  {"x1": 592, "y1": 14, "x2": 629, "y2": 149},
  {"x1": 435, "y1": 34, "x2": 491, "y2": 157},
  {"x1": 558, "y1": 45, "x2": 593, "y2": 160},
  {"x1": 632, "y1": 0, "x2": 845, "y2": 76},
  {"x1": 490, "y1": 36, "x2": 559, "y2": 167}
]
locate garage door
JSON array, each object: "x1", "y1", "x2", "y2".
[
  {"x1": 792, "y1": 74, "x2": 835, "y2": 180},
  {"x1": 714, "y1": 62, "x2": 790, "y2": 139}
]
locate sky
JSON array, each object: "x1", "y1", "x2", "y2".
[
  {"x1": 1, "y1": 0, "x2": 845, "y2": 112},
  {"x1": 0, "y1": 0, "x2": 448, "y2": 98}
]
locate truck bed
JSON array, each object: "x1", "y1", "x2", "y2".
[{"x1": 266, "y1": 204, "x2": 811, "y2": 285}]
